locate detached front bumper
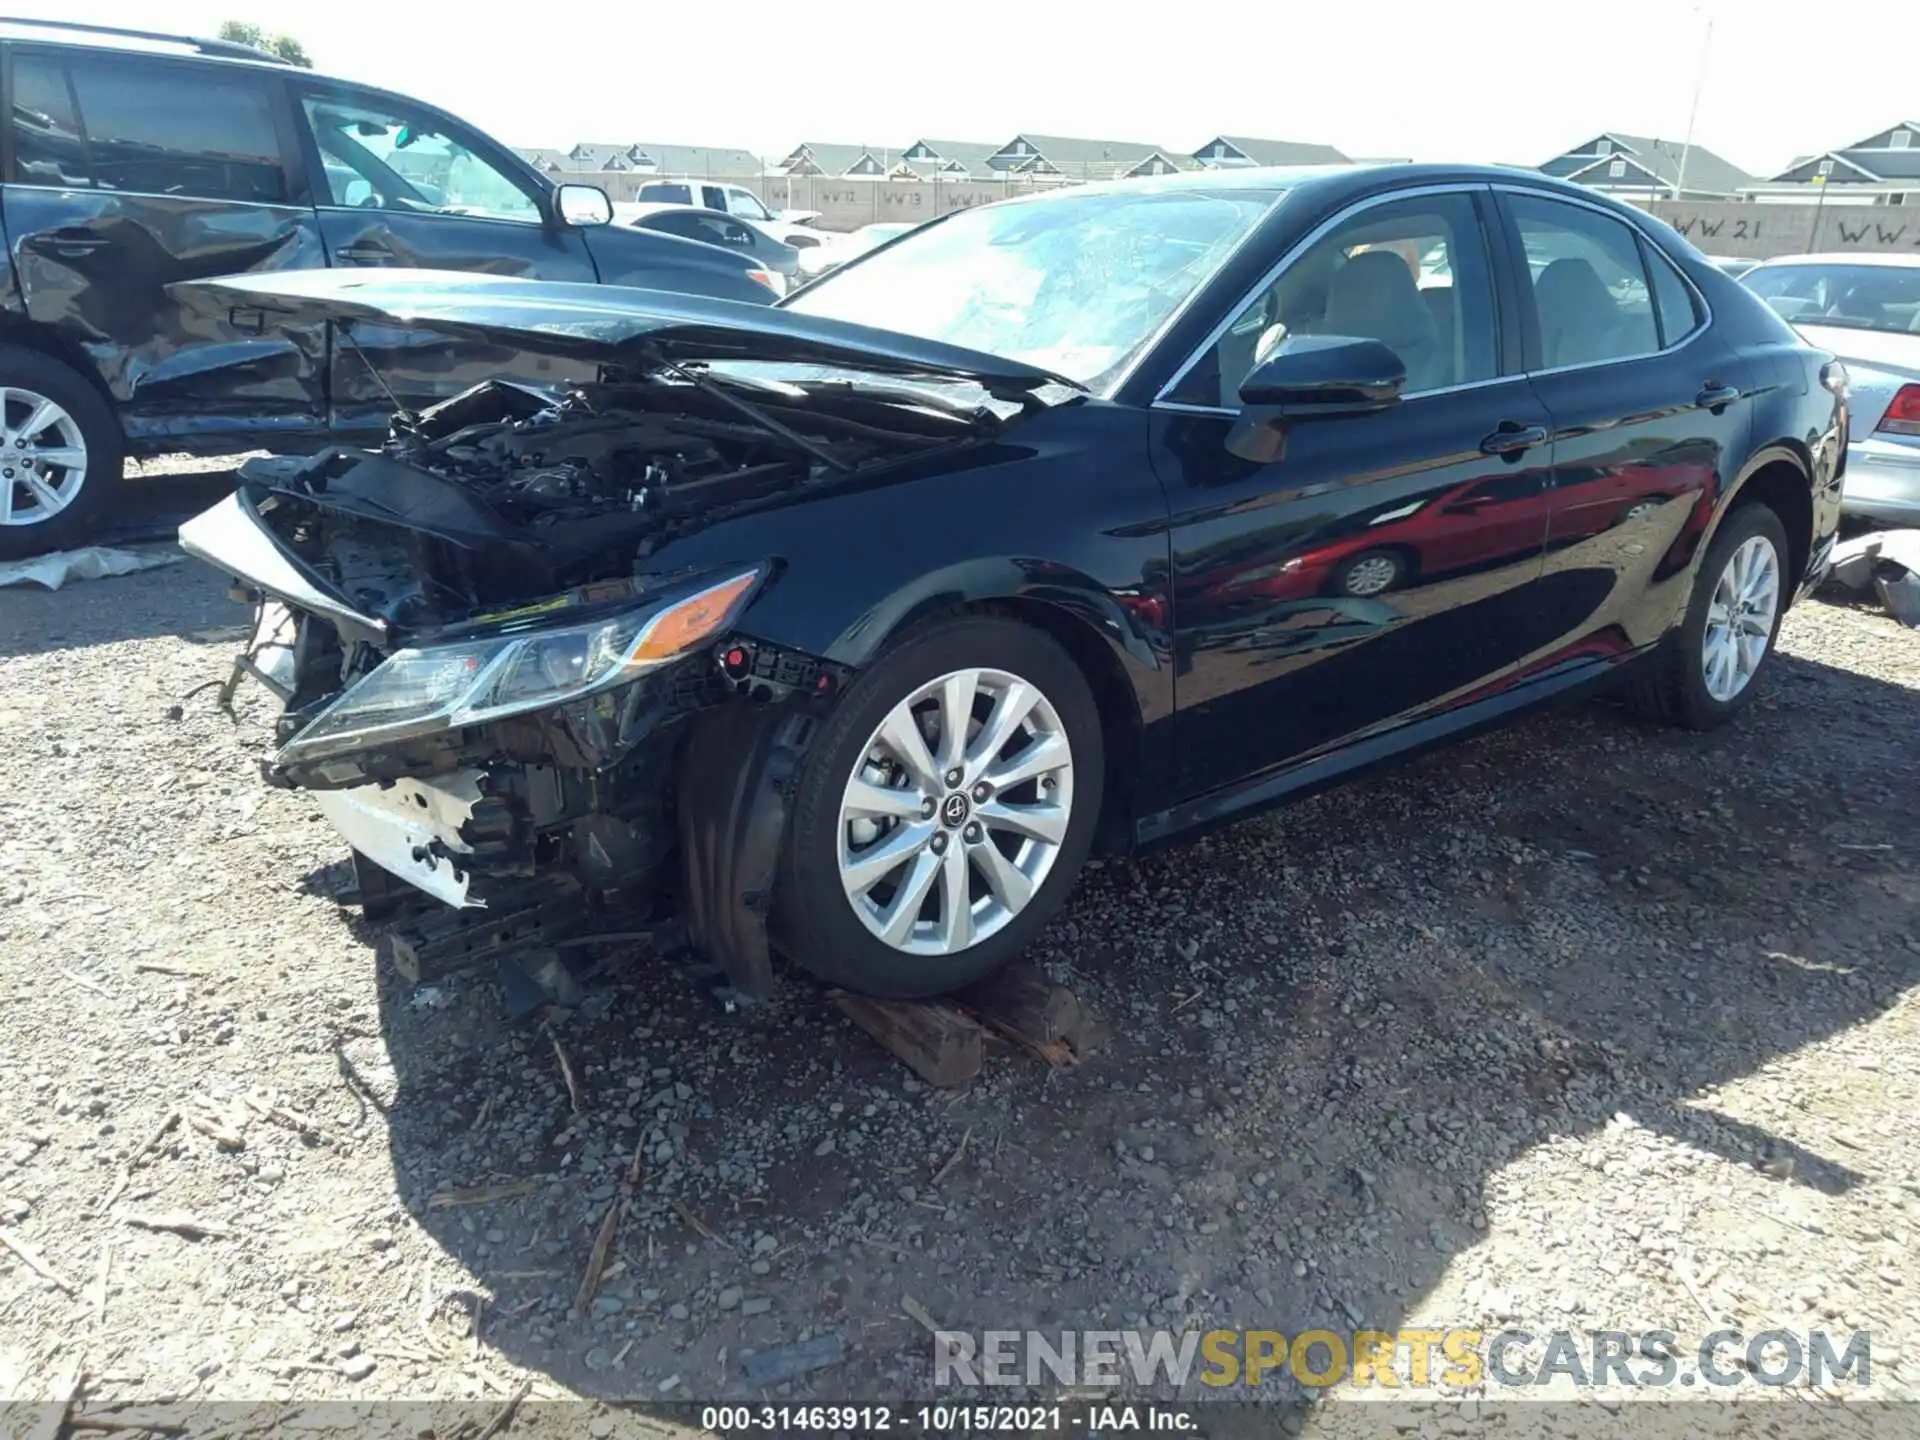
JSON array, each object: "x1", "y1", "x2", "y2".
[{"x1": 1841, "y1": 437, "x2": 1920, "y2": 525}]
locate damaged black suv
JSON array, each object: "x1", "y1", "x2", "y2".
[{"x1": 178, "y1": 164, "x2": 1845, "y2": 1003}]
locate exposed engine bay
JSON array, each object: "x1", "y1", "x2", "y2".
[
  {"x1": 183, "y1": 370, "x2": 1007, "y2": 1007},
  {"x1": 247, "y1": 371, "x2": 982, "y2": 634}
]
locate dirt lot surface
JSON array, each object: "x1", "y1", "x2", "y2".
[{"x1": 2, "y1": 495, "x2": 1918, "y2": 1432}]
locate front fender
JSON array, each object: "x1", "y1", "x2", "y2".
[{"x1": 640, "y1": 405, "x2": 1178, "y2": 802}]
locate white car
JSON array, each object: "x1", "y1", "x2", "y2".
[
  {"x1": 1743, "y1": 253, "x2": 1920, "y2": 525},
  {"x1": 795, "y1": 221, "x2": 922, "y2": 280}
]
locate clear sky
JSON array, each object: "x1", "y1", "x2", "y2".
[{"x1": 46, "y1": 0, "x2": 1920, "y2": 177}]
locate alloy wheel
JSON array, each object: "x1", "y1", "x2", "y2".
[
  {"x1": 0, "y1": 387, "x2": 88, "y2": 528},
  {"x1": 1342, "y1": 553, "x2": 1400, "y2": 597},
  {"x1": 837, "y1": 666, "x2": 1074, "y2": 957},
  {"x1": 1701, "y1": 533, "x2": 1780, "y2": 703}
]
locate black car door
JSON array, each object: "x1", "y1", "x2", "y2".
[
  {"x1": 1149, "y1": 186, "x2": 1569, "y2": 802},
  {"x1": 293, "y1": 83, "x2": 599, "y2": 428},
  {"x1": 3, "y1": 45, "x2": 329, "y2": 448},
  {"x1": 1495, "y1": 188, "x2": 1753, "y2": 658}
]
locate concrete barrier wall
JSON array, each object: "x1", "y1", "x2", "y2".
[
  {"x1": 564, "y1": 170, "x2": 1057, "y2": 229},
  {"x1": 1636, "y1": 200, "x2": 1920, "y2": 259},
  {"x1": 556, "y1": 170, "x2": 1920, "y2": 252}
]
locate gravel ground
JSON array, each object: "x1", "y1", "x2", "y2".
[{"x1": 2, "y1": 499, "x2": 1917, "y2": 1430}]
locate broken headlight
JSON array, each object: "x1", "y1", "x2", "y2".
[{"x1": 278, "y1": 567, "x2": 764, "y2": 763}]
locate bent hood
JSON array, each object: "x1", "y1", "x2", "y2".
[{"x1": 170, "y1": 268, "x2": 1080, "y2": 399}]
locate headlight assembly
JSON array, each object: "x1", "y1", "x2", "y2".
[{"x1": 279, "y1": 567, "x2": 763, "y2": 763}]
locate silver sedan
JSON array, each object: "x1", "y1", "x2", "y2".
[{"x1": 1742, "y1": 253, "x2": 1920, "y2": 525}]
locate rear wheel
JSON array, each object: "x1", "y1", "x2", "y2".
[
  {"x1": 776, "y1": 615, "x2": 1104, "y2": 998},
  {"x1": 1627, "y1": 502, "x2": 1788, "y2": 729},
  {"x1": 0, "y1": 346, "x2": 124, "y2": 560}
]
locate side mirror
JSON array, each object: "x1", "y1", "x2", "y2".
[
  {"x1": 554, "y1": 183, "x2": 612, "y2": 228},
  {"x1": 1237, "y1": 334, "x2": 1406, "y2": 418}
]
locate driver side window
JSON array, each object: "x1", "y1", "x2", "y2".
[
  {"x1": 1171, "y1": 191, "x2": 1500, "y2": 408},
  {"x1": 300, "y1": 92, "x2": 541, "y2": 224}
]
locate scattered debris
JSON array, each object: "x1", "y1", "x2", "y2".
[
  {"x1": 124, "y1": 1211, "x2": 231, "y2": 1241},
  {"x1": 427, "y1": 1179, "x2": 542, "y2": 1209},
  {"x1": 899, "y1": 1294, "x2": 943, "y2": 1335},
  {"x1": 574, "y1": 1136, "x2": 645, "y2": 1318},
  {"x1": 1823, "y1": 527, "x2": 1920, "y2": 626},
  {"x1": 740, "y1": 1333, "x2": 847, "y2": 1387},
  {"x1": 242, "y1": 1092, "x2": 319, "y2": 1138},
  {"x1": 89, "y1": 1244, "x2": 111, "y2": 1326},
  {"x1": 473, "y1": 1378, "x2": 533, "y2": 1440},
  {"x1": 186, "y1": 1112, "x2": 246, "y2": 1152},
  {"x1": 549, "y1": 1030, "x2": 583, "y2": 1113},
  {"x1": 23, "y1": 1356, "x2": 82, "y2": 1440},
  {"x1": 670, "y1": 1199, "x2": 729, "y2": 1248},
  {"x1": 132, "y1": 961, "x2": 206, "y2": 979},
  {"x1": 67, "y1": 1412, "x2": 187, "y2": 1435},
  {"x1": 98, "y1": 1109, "x2": 181, "y2": 1212},
  {"x1": 931, "y1": 1125, "x2": 973, "y2": 1187},
  {"x1": 0, "y1": 1226, "x2": 79, "y2": 1294},
  {"x1": 0, "y1": 545, "x2": 181, "y2": 590}
]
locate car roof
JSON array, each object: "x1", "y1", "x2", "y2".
[
  {"x1": 979, "y1": 161, "x2": 1652, "y2": 215},
  {"x1": 0, "y1": 16, "x2": 389, "y2": 92},
  {"x1": 1746, "y1": 252, "x2": 1920, "y2": 270}
]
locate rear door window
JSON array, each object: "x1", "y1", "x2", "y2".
[
  {"x1": 63, "y1": 54, "x2": 291, "y2": 204},
  {"x1": 9, "y1": 54, "x2": 91, "y2": 187},
  {"x1": 1645, "y1": 244, "x2": 1704, "y2": 347},
  {"x1": 1507, "y1": 195, "x2": 1662, "y2": 368}
]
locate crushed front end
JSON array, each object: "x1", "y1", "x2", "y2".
[{"x1": 178, "y1": 373, "x2": 951, "y2": 1004}]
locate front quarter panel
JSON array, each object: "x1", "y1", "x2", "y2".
[{"x1": 642, "y1": 400, "x2": 1179, "y2": 811}]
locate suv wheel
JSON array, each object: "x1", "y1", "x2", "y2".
[
  {"x1": 0, "y1": 346, "x2": 125, "y2": 560},
  {"x1": 776, "y1": 615, "x2": 1104, "y2": 998}
]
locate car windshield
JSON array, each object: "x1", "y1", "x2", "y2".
[
  {"x1": 782, "y1": 186, "x2": 1285, "y2": 390},
  {"x1": 1743, "y1": 263, "x2": 1920, "y2": 335}
]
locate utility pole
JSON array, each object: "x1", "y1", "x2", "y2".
[{"x1": 1675, "y1": 8, "x2": 1713, "y2": 199}]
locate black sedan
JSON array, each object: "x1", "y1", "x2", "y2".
[
  {"x1": 614, "y1": 202, "x2": 801, "y2": 294},
  {"x1": 174, "y1": 163, "x2": 1845, "y2": 1003}
]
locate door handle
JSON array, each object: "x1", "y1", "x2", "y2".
[
  {"x1": 334, "y1": 243, "x2": 394, "y2": 264},
  {"x1": 1480, "y1": 423, "x2": 1548, "y2": 456},
  {"x1": 1695, "y1": 382, "x2": 1741, "y2": 411},
  {"x1": 33, "y1": 230, "x2": 108, "y2": 258}
]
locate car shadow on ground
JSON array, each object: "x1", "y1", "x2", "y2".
[
  {"x1": 0, "y1": 519, "x2": 247, "y2": 659},
  {"x1": 352, "y1": 639, "x2": 1918, "y2": 1405}
]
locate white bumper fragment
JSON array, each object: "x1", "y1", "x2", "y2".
[{"x1": 312, "y1": 771, "x2": 487, "y2": 909}]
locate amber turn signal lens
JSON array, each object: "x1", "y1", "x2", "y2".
[{"x1": 630, "y1": 571, "x2": 760, "y2": 663}]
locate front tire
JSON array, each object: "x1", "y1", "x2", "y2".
[
  {"x1": 0, "y1": 346, "x2": 125, "y2": 560},
  {"x1": 1627, "y1": 502, "x2": 1789, "y2": 729},
  {"x1": 776, "y1": 614, "x2": 1104, "y2": 998},
  {"x1": 1332, "y1": 547, "x2": 1408, "y2": 598}
]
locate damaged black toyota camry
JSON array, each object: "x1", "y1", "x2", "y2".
[{"x1": 177, "y1": 164, "x2": 1845, "y2": 1005}]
